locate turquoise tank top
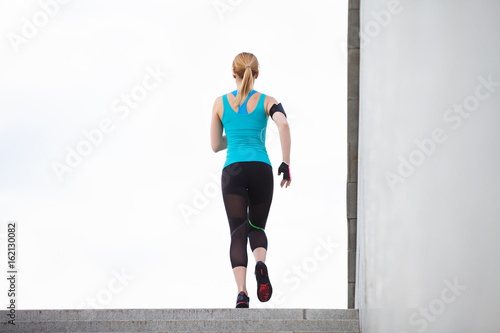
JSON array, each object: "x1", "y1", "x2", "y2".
[{"x1": 221, "y1": 90, "x2": 272, "y2": 169}]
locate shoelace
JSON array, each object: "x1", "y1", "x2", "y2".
[
  {"x1": 237, "y1": 294, "x2": 248, "y2": 304},
  {"x1": 256, "y1": 264, "x2": 267, "y2": 281}
]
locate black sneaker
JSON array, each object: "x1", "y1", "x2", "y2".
[
  {"x1": 236, "y1": 291, "x2": 249, "y2": 308},
  {"x1": 255, "y1": 261, "x2": 272, "y2": 302}
]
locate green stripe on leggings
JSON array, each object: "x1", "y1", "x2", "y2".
[{"x1": 248, "y1": 219, "x2": 265, "y2": 231}]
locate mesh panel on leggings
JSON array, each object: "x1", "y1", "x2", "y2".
[{"x1": 221, "y1": 162, "x2": 273, "y2": 268}]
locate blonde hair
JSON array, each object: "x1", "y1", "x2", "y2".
[{"x1": 232, "y1": 52, "x2": 259, "y2": 108}]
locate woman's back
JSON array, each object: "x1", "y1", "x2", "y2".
[{"x1": 221, "y1": 90, "x2": 271, "y2": 169}]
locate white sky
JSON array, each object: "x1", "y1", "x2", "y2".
[{"x1": 0, "y1": 0, "x2": 348, "y2": 309}]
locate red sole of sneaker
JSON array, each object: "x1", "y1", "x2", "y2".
[
  {"x1": 258, "y1": 283, "x2": 272, "y2": 302},
  {"x1": 256, "y1": 262, "x2": 272, "y2": 302}
]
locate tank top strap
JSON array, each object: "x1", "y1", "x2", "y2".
[
  {"x1": 231, "y1": 90, "x2": 257, "y2": 114},
  {"x1": 257, "y1": 93, "x2": 266, "y2": 112},
  {"x1": 222, "y1": 93, "x2": 227, "y2": 105},
  {"x1": 222, "y1": 93, "x2": 232, "y2": 113}
]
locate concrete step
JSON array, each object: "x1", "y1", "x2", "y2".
[{"x1": 0, "y1": 308, "x2": 359, "y2": 332}]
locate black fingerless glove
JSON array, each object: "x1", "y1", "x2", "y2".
[{"x1": 278, "y1": 162, "x2": 291, "y2": 181}]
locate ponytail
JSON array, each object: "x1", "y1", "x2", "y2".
[{"x1": 232, "y1": 52, "x2": 259, "y2": 108}]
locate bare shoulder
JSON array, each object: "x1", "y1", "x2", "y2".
[
  {"x1": 213, "y1": 95, "x2": 223, "y2": 108},
  {"x1": 212, "y1": 95, "x2": 223, "y2": 119}
]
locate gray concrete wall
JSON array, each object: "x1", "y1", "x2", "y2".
[
  {"x1": 347, "y1": 0, "x2": 360, "y2": 310},
  {"x1": 356, "y1": 0, "x2": 500, "y2": 332}
]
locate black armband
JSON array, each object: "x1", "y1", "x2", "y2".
[{"x1": 269, "y1": 103, "x2": 287, "y2": 119}]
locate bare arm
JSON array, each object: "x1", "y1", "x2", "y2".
[
  {"x1": 267, "y1": 96, "x2": 291, "y2": 187},
  {"x1": 273, "y1": 112, "x2": 291, "y2": 165},
  {"x1": 210, "y1": 97, "x2": 227, "y2": 152}
]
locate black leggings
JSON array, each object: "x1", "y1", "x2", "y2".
[{"x1": 221, "y1": 162, "x2": 273, "y2": 268}]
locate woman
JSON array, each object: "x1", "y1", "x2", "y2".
[{"x1": 210, "y1": 52, "x2": 292, "y2": 308}]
